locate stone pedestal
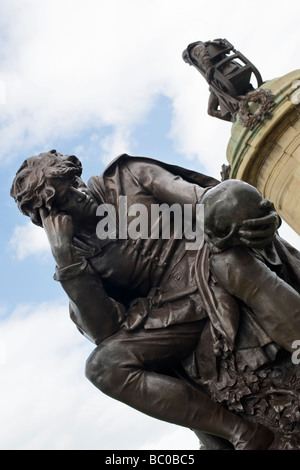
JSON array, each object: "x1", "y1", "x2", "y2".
[{"x1": 227, "y1": 70, "x2": 300, "y2": 235}]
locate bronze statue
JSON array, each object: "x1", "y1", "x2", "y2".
[
  {"x1": 10, "y1": 150, "x2": 300, "y2": 450},
  {"x1": 182, "y1": 39, "x2": 274, "y2": 127}
]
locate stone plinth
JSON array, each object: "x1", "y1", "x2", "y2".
[{"x1": 227, "y1": 70, "x2": 300, "y2": 235}]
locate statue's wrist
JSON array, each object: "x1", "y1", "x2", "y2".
[
  {"x1": 54, "y1": 254, "x2": 75, "y2": 268},
  {"x1": 54, "y1": 259, "x2": 88, "y2": 282},
  {"x1": 52, "y1": 244, "x2": 77, "y2": 268}
]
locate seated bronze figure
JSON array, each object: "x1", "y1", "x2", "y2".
[{"x1": 10, "y1": 150, "x2": 300, "y2": 450}]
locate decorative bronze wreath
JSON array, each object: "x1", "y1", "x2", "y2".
[{"x1": 238, "y1": 88, "x2": 275, "y2": 130}]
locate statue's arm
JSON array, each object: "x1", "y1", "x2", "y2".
[
  {"x1": 127, "y1": 162, "x2": 280, "y2": 249},
  {"x1": 40, "y1": 209, "x2": 125, "y2": 344},
  {"x1": 59, "y1": 268, "x2": 125, "y2": 344},
  {"x1": 126, "y1": 161, "x2": 207, "y2": 209}
]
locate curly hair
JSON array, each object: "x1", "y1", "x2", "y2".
[{"x1": 10, "y1": 149, "x2": 83, "y2": 227}]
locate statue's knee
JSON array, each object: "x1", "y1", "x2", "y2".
[
  {"x1": 85, "y1": 346, "x2": 106, "y2": 388},
  {"x1": 85, "y1": 342, "x2": 120, "y2": 396}
]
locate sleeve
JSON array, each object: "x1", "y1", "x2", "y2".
[
  {"x1": 57, "y1": 261, "x2": 126, "y2": 345},
  {"x1": 126, "y1": 160, "x2": 209, "y2": 208}
]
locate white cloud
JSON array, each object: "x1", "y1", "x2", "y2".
[
  {"x1": 9, "y1": 221, "x2": 50, "y2": 260},
  {"x1": 1, "y1": 0, "x2": 299, "y2": 175},
  {"x1": 100, "y1": 127, "x2": 133, "y2": 165},
  {"x1": 0, "y1": 299, "x2": 200, "y2": 450},
  {"x1": 0, "y1": 80, "x2": 5, "y2": 105}
]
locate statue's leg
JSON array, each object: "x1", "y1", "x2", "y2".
[
  {"x1": 85, "y1": 322, "x2": 274, "y2": 449},
  {"x1": 207, "y1": 93, "x2": 221, "y2": 118},
  {"x1": 209, "y1": 246, "x2": 300, "y2": 353},
  {"x1": 207, "y1": 93, "x2": 232, "y2": 122}
]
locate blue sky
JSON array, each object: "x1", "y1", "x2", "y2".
[{"x1": 1, "y1": 0, "x2": 300, "y2": 450}]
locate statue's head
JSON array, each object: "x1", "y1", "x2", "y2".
[
  {"x1": 10, "y1": 149, "x2": 84, "y2": 227},
  {"x1": 202, "y1": 179, "x2": 274, "y2": 252}
]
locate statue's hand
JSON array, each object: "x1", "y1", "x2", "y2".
[
  {"x1": 238, "y1": 200, "x2": 280, "y2": 249},
  {"x1": 40, "y1": 208, "x2": 76, "y2": 267}
]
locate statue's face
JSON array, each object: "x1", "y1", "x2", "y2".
[{"x1": 51, "y1": 178, "x2": 98, "y2": 228}]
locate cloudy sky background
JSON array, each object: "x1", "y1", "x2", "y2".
[{"x1": 1, "y1": 0, "x2": 300, "y2": 450}]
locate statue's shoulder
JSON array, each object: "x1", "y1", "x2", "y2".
[
  {"x1": 102, "y1": 153, "x2": 159, "y2": 174},
  {"x1": 87, "y1": 154, "x2": 147, "y2": 203},
  {"x1": 101, "y1": 153, "x2": 220, "y2": 188}
]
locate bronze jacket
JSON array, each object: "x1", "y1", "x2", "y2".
[{"x1": 70, "y1": 155, "x2": 300, "y2": 373}]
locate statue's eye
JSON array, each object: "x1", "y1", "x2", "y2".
[{"x1": 72, "y1": 178, "x2": 80, "y2": 188}]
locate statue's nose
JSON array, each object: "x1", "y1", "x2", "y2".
[{"x1": 70, "y1": 186, "x2": 88, "y2": 202}]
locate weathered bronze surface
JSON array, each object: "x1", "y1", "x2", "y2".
[
  {"x1": 182, "y1": 38, "x2": 275, "y2": 127},
  {"x1": 11, "y1": 150, "x2": 300, "y2": 449}
]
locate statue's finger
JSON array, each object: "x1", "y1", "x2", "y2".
[
  {"x1": 239, "y1": 234, "x2": 275, "y2": 248},
  {"x1": 39, "y1": 207, "x2": 48, "y2": 222},
  {"x1": 241, "y1": 212, "x2": 277, "y2": 227},
  {"x1": 239, "y1": 226, "x2": 275, "y2": 240}
]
